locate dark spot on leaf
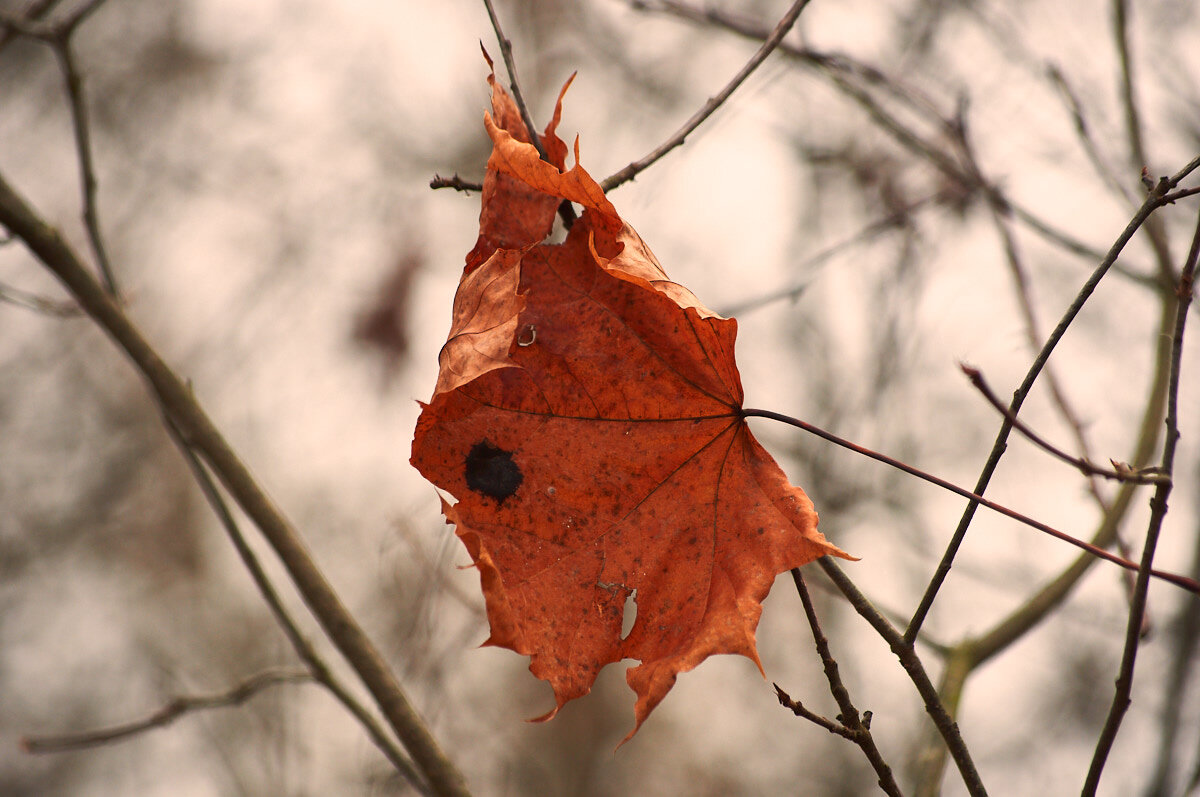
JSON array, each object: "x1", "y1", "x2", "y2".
[{"x1": 465, "y1": 441, "x2": 523, "y2": 502}]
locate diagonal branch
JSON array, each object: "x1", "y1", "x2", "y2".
[
  {"x1": 601, "y1": 0, "x2": 814, "y2": 192},
  {"x1": 167, "y1": 421, "x2": 429, "y2": 792},
  {"x1": 960, "y1": 364, "x2": 1167, "y2": 485},
  {"x1": 480, "y1": 0, "x2": 546, "y2": 162},
  {"x1": 0, "y1": 171, "x2": 471, "y2": 797}
]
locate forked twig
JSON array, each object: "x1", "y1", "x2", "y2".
[
  {"x1": 166, "y1": 420, "x2": 429, "y2": 792},
  {"x1": 773, "y1": 683, "x2": 857, "y2": 740},
  {"x1": 4, "y1": 8, "x2": 433, "y2": 788},
  {"x1": 0, "y1": 1, "x2": 118, "y2": 294},
  {"x1": 787, "y1": 568, "x2": 902, "y2": 796},
  {"x1": 601, "y1": 0, "x2": 815, "y2": 192},
  {"x1": 817, "y1": 557, "x2": 987, "y2": 796},
  {"x1": 23, "y1": 669, "x2": 313, "y2": 753},
  {"x1": 961, "y1": 364, "x2": 1168, "y2": 485}
]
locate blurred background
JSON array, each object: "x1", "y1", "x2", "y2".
[{"x1": 2, "y1": 0, "x2": 1199, "y2": 794}]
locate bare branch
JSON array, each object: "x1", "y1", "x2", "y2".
[
  {"x1": 480, "y1": 1, "x2": 546, "y2": 162},
  {"x1": 0, "y1": 171, "x2": 471, "y2": 797},
  {"x1": 22, "y1": 669, "x2": 313, "y2": 754},
  {"x1": 1, "y1": 3, "x2": 119, "y2": 295},
  {"x1": 773, "y1": 682, "x2": 858, "y2": 741},
  {"x1": 55, "y1": 38, "x2": 117, "y2": 295},
  {"x1": 905, "y1": 158, "x2": 1200, "y2": 643},
  {"x1": 817, "y1": 557, "x2": 987, "y2": 796},
  {"x1": 430, "y1": 174, "x2": 484, "y2": 193},
  {"x1": 601, "y1": 0, "x2": 815, "y2": 192},
  {"x1": 788, "y1": 569, "x2": 902, "y2": 797},
  {"x1": 635, "y1": 0, "x2": 1165, "y2": 291},
  {"x1": 960, "y1": 364, "x2": 1167, "y2": 485},
  {"x1": 166, "y1": 421, "x2": 428, "y2": 792},
  {"x1": 1083, "y1": 201, "x2": 1200, "y2": 795}
]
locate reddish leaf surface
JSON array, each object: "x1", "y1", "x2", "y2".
[{"x1": 411, "y1": 65, "x2": 851, "y2": 740}]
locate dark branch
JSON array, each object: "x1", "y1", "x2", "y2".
[{"x1": 430, "y1": 174, "x2": 484, "y2": 193}]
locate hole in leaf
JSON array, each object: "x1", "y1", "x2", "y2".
[
  {"x1": 621, "y1": 589, "x2": 638, "y2": 641},
  {"x1": 464, "y1": 441, "x2": 523, "y2": 503}
]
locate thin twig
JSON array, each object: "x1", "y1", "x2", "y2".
[
  {"x1": 1145, "y1": 502, "x2": 1200, "y2": 796},
  {"x1": 476, "y1": 9, "x2": 575, "y2": 226},
  {"x1": 0, "y1": 2, "x2": 119, "y2": 294},
  {"x1": 953, "y1": 111, "x2": 1119, "y2": 496},
  {"x1": 1044, "y1": 63, "x2": 1136, "y2": 205},
  {"x1": 960, "y1": 364, "x2": 1166, "y2": 485},
  {"x1": 950, "y1": 110, "x2": 1134, "y2": 589},
  {"x1": 0, "y1": 280, "x2": 82, "y2": 316},
  {"x1": 0, "y1": 171, "x2": 471, "y2": 797},
  {"x1": 22, "y1": 669, "x2": 313, "y2": 753},
  {"x1": 817, "y1": 557, "x2": 987, "y2": 796},
  {"x1": 742, "y1": 407, "x2": 1200, "y2": 595},
  {"x1": 912, "y1": 285, "x2": 1180, "y2": 793},
  {"x1": 430, "y1": 174, "x2": 483, "y2": 193},
  {"x1": 773, "y1": 683, "x2": 857, "y2": 740},
  {"x1": 789, "y1": 569, "x2": 903, "y2": 796},
  {"x1": 632, "y1": 0, "x2": 1160, "y2": 292},
  {"x1": 601, "y1": 0, "x2": 814, "y2": 192},
  {"x1": 1082, "y1": 202, "x2": 1200, "y2": 795},
  {"x1": 904, "y1": 158, "x2": 1200, "y2": 643},
  {"x1": 480, "y1": 0, "x2": 546, "y2": 162},
  {"x1": 55, "y1": 39, "x2": 117, "y2": 295},
  {"x1": 1162, "y1": 185, "x2": 1200, "y2": 205},
  {"x1": 1113, "y1": 0, "x2": 1175, "y2": 285}
]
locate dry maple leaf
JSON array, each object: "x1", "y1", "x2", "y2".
[{"x1": 411, "y1": 63, "x2": 852, "y2": 741}]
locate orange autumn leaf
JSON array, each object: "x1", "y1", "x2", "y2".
[{"x1": 411, "y1": 64, "x2": 852, "y2": 740}]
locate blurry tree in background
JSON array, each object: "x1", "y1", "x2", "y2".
[{"x1": 2, "y1": 0, "x2": 1200, "y2": 795}]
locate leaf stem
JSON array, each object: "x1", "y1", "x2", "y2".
[{"x1": 742, "y1": 408, "x2": 1199, "y2": 595}]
